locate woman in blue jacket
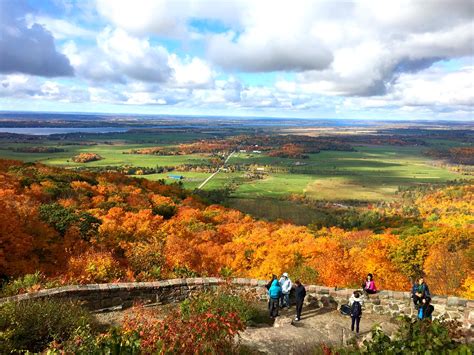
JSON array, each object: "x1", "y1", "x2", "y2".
[{"x1": 268, "y1": 279, "x2": 282, "y2": 318}]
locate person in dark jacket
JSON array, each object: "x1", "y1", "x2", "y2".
[
  {"x1": 412, "y1": 277, "x2": 431, "y2": 308},
  {"x1": 418, "y1": 297, "x2": 434, "y2": 320},
  {"x1": 268, "y1": 279, "x2": 282, "y2": 318},
  {"x1": 349, "y1": 291, "x2": 364, "y2": 334},
  {"x1": 265, "y1": 274, "x2": 277, "y2": 290},
  {"x1": 294, "y1": 280, "x2": 306, "y2": 321}
]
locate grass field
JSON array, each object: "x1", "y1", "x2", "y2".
[
  {"x1": 0, "y1": 139, "x2": 469, "y2": 202},
  {"x1": 0, "y1": 143, "x2": 211, "y2": 168},
  {"x1": 228, "y1": 146, "x2": 465, "y2": 201}
]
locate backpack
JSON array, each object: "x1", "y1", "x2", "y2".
[
  {"x1": 340, "y1": 304, "x2": 351, "y2": 316},
  {"x1": 351, "y1": 301, "x2": 362, "y2": 317}
]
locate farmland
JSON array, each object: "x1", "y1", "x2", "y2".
[{"x1": 0, "y1": 118, "x2": 472, "y2": 223}]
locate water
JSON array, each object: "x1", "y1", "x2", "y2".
[{"x1": 0, "y1": 127, "x2": 129, "y2": 135}]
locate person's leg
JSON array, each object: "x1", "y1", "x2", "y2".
[
  {"x1": 285, "y1": 293, "x2": 290, "y2": 308},
  {"x1": 275, "y1": 299, "x2": 280, "y2": 316},
  {"x1": 269, "y1": 299, "x2": 274, "y2": 317},
  {"x1": 356, "y1": 317, "x2": 361, "y2": 333},
  {"x1": 296, "y1": 300, "x2": 303, "y2": 320},
  {"x1": 280, "y1": 293, "x2": 285, "y2": 308},
  {"x1": 351, "y1": 316, "x2": 355, "y2": 331},
  {"x1": 366, "y1": 289, "x2": 376, "y2": 294},
  {"x1": 413, "y1": 295, "x2": 421, "y2": 307}
]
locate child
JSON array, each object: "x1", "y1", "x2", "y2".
[
  {"x1": 412, "y1": 277, "x2": 431, "y2": 308},
  {"x1": 418, "y1": 297, "x2": 434, "y2": 320},
  {"x1": 349, "y1": 291, "x2": 364, "y2": 334}
]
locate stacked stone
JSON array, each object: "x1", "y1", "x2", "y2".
[{"x1": 0, "y1": 278, "x2": 472, "y2": 329}]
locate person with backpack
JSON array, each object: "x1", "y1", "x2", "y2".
[
  {"x1": 279, "y1": 272, "x2": 292, "y2": 308},
  {"x1": 268, "y1": 279, "x2": 282, "y2": 318},
  {"x1": 418, "y1": 297, "x2": 434, "y2": 320},
  {"x1": 362, "y1": 273, "x2": 377, "y2": 295},
  {"x1": 294, "y1": 280, "x2": 306, "y2": 321},
  {"x1": 349, "y1": 291, "x2": 364, "y2": 334},
  {"x1": 412, "y1": 277, "x2": 431, "y2": 308}
]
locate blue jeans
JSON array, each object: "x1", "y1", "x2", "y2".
[{"x1": 281, "y1": 293, "x2": 290, "y2": 307}]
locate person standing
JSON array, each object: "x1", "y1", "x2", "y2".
[
  {"x1": 362, "y1": 273, "x2": 377, "y2": 294},
  {"x1": 279, "y1": 272, "x2": 292, "y2": 308},
  {"x1": 412, "y1": 277, "x2": 431, "y2": 308},
  {"x1": 268, "y1": 279, "x2": 282, "y2": 318},
  {"x1": 265, "y1": 274, "x2": 277, "y2": 310},
  {"x1": 349, "y1": 291, "x2": 364, "y2": 334},
  {"x1": 294, "y1": 280, "x2": 306, "y2": 321}
]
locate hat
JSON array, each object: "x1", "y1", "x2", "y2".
[{"x1": 282, "y1": 272, "x2": 288, "y2": 277}]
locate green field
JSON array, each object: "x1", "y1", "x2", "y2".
[
  {"x1": 228, "y1": 146, "x2": 464, "y2": 201},
  {"x1": 0, "y1": 139, "x2": 469, "y2": 203}
]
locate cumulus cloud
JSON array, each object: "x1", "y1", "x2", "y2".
[
  {"x1": 63, "y1": 28, "x2": 171, "y2": 83},
  {"x1": 0, "y1": 74, "x2": 88, "y2": 102},
  {"x1": 0, "y1": 1, "x2": 74, "y2": 77}
]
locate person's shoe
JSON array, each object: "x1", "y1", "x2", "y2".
[{"x1": 294, "y1": 317, "x2": 299, "y2": 321}]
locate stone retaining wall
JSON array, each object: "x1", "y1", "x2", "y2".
[{"x1": 1, "y1": 278, "x2": 472, "y2": 329}]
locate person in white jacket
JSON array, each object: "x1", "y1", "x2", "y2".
[{"x1": 279, "y1": 272, "x2": 292, "y2": 308}]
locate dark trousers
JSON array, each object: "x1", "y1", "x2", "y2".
[
  {"x1": 351, "y1": 316, "x2": 361, "y2": 333},
  {"x1": 413, "y1": 295, "x2": 423, "y2": 307},
  {"x1": 296, "y1": 300, "x2": 304, "y2": 320},
  {"x1": 364, "y1": 289, "x2": 377, "y2": 294},
  {"x1": 269, "y1": 298, "x2": 279, "y2": 318}
]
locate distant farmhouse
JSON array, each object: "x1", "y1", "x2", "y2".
[{"x1": 168, "y1": 174, "x2": 184, "y2": 180}]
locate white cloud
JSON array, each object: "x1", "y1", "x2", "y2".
[
  {"x1": 0, "y1": 74, "x2": 89, "y2": 102},
  {"x1": 25, "y1": 15, "x2": 96, "y2": 40},
  {"x1": 168, "y1": 55, "x2": 215, "y2": 88},
  {"x1": 63, "y1": 28, "x2": 171, "y2": 83}
]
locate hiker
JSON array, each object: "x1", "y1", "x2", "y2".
[
  {"x1": 349, "y1": 290, "x2": 364, "y2": 334},
  {"x1": 265, "y1": 274, "x2": 278, "y2": 310},
  {"x1": 418, "y1": 297, "x2": 434, "y2": 320},
  {"x1": 294, "y1": 280, "x2": 306, "y2": 321},
  {"x1": 279, "y1": 272, "x2": 292, "y2": 308},
  {"x1": 268, "y1": 279, "x2": 282, "y2": 318},
  {"x1": 362, "y1": 273, "x2": 377, "y2": 295},
  {"x1": 412, "y1": 277, "x2": 431, "y2": 308}
]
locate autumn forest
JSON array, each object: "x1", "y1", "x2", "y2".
[{"x1": 1, "y1": 155, "x2": 472, "y2": 298}]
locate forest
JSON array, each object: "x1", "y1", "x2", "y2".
[{"x1": 1, "y1": 159, "x2": 472, "y2": 298}]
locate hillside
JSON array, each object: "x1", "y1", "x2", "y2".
[{"x1": 0, "y1": 159, "x2": 472, "y2": 297}]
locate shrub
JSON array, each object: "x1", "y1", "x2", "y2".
[
  {"x1": 333, "y1": 316, "x2": 473, "y2": 354},
  {"x1": 1, "y1": 271, "x2": 43, "y2": 296},
  {"x1": 97, "y1": 288, "x2": 254, "y2": 354},
  {"x1": 72, "y1": 153, "x2": 103, "y2": 163},
  {"x1": 39, "y1": 203, "x2": 78, "y2": 236},
  {"x1": 66, "y1": 250, "x2": 123, "y2": 283},
  {"x1": 180, "y1": 288, "x2": 260, "y2": 325},
  {"x1": 117, "y1": 303, "x2": 245, "y2": 354},
  {"x1": 152, "y1": 203, "x2": 177, "y2": 219},
  {"x1": 0, "y1": 299, "x2": 95, "y2": 353}
]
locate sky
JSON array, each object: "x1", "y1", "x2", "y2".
[{"x1": 0, "y1": 0, "x2": 473, "y2": 120}]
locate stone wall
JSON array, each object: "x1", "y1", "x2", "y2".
[{"x1": 1, "y1": 278, "x2": 472, "y2": 329}]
